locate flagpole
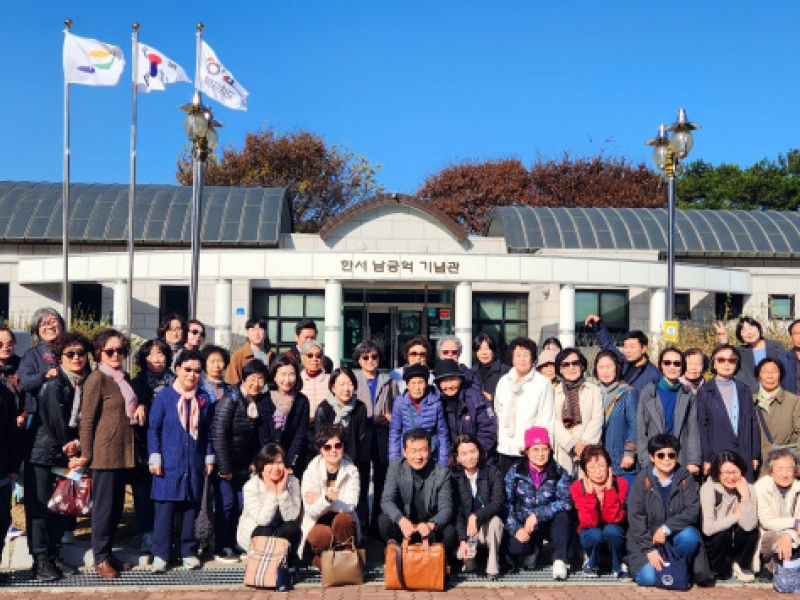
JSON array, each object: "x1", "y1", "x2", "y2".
[
  {"x1": 127, "y1": 23, "x2": 139, "y2": 340},
  {"x1": 188, "y1": 23, "x2": 204, "y2": 319},
  {"x1": 62, "y1": 19, "x2": 72, "y2": 324}
]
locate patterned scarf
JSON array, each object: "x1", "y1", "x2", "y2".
[
  {"x1": 270, "y1": 390, "x2": 294, "y2": 430},
  {"x1": 326, "y1": 393, "x2": 355, "y2": 427},
  {"x1": 98, "y1": 364, "x2": 138, "y2": 424},
  {"x1": 240, "y1": 384, "x2": 260, "y2": 419},
  {"x1": 562, "y1": 377, "x2": 585, "y2": 428},
  {"x1": 174, "y1": 381, "x2": 200, "y2": 440},
  {"x1": 147, "y1": 369, "x2": 175, "y2": 396},
  {"x1": 600, "y1": 381, "x2": 621, "y2": 423},
  {"x1": 61, "y1": 367, "x2": 86, "y2": 428},
  {"x1": 757, "y1": 386, "x2": 783, "y2": 413}
]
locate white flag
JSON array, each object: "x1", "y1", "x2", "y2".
[
  {"x1": 135, "y1": 42, "x2": 190, "y2": 93},
  {"x1": 199, "y1": 41, "x2": 248, "y2": 111},
  {"x1": 63, "y1": 32, "x2": 125, "y2": 86}
]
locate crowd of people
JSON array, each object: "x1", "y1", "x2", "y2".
[{"x1": 1, "y1": 307, "x2": 800, "y2": 590}]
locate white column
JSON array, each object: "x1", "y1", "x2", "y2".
[
  {"x1": 650, "y1": 287, "x2": 666, "y2": 339},
  {"x1": 112, "y1": 279, "x2": 128, "y2": 331},
  {"x1": 454, "y1": 282, "x2": 473, "y2": 367},
  {"x1": 558, "y1": 284, "x2": 575, "y2": 348},
  {"x1": 324, "y1": 280, "x2": 343, "y2": 368},
  {"x1": 215, "y1": 278, "x2": 233, "y2": 348}
]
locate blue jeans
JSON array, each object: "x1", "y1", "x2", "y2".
[
  {"x1": 579, "y1": 524, "x2": 626, "y2": 573},
  {"x1": 214, "y1": 477, "x2": 245, "y2": 552},
  {"x1": 635, "y1": 527, "x2": 701, "y2": 586}
]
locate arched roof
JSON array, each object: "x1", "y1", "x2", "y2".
[
  {"x1": 486, "y1": 206, "x2": 800, "y2": 257},
  {"x1": 0, "y1": 181, "x2": 292, "y2": 247},
  {"x1": 318, "y1": 193, "x2": 468, "y2": 243}
]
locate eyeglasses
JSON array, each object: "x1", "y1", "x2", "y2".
[
  {"x1": 182, "y1": 367, "x2": 203, "y2": 375},
  {"x1": 0, "y1": 341, "x2": 14, "y2": 349},
  {"x1": 189, "y1": 329, "x2": 204, "y2": 337},
  {"x1": 103, "y1": 348, "x2": 126, "y2": 357},
  {"x1": 441, "y1": 350, "x2": 459, "y2": 357},
  {"x1": 360, "y1": 353, "x2": 379, "y2": 361},
  {"x1": 715, "y1": 357, "x2": 738, "y2": 364},
  {"x1": 655, "y1": 451, "x2": 677, "y2": 460},
  {"x1": 305, "y1": 353, "x2": 322, "y2": 359},
  {"x1": 323, "y1": 442, "x2": 343, "y2": 452},
  {"x1": 560, "y1": 360, "x2": 581, "y2": 368},
  {"x1": 64, "y1": 350, "x2": 87, "y2": 359},
  {"x1": 661, "y1": 360, "x2": 683, "y2": 367},
  {"x1": 408, "y1": 351, "x2": 427, "y2": 357}
]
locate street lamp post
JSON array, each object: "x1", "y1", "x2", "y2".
[
  {"x1": 180, "y1": 90, "x2": 221, "y2": 319},
  {"x1": 646, "y1": 109, "x2": 700, "y2": 320}
]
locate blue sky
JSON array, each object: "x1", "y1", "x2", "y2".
[{"x1": 2, "y1": 1, "x2": 799, "y2": 193}]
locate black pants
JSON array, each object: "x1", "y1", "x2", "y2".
[
  {"x1": 508, "y1": 510, "x2": 571, "y2": 562},
  {"x1": 377, "y1": 513, "x2": 458, "y2": 556},
  {"x1": 252, "y1": 521, "x2": 302, "y2": 562},
  {"x1": 704, "y1": 524, "x2": 759, "y2": 577},
  {"x1": 0, "y1": 481, "x2": 12, "y2": 560},
  {"x1": 356, "y1": 461, "x2": 371, "y2": 528},
  {"x1": 91, "y1": 469, "x2": 129, "y2": 565},
  {"x1": 369, "y1": 460, "x2": 389, "y2": 531},
  {"x1": 24, "y1": 463, "x2": 71, "y2": 558},
  {"x1": 126, "y1": 467, "x2": 154, "y2": 535}
]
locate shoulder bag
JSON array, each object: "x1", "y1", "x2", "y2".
[{"x1": 320, "y1": 537, "x2": 365, "y2": 587}]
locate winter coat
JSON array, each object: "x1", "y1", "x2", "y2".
[
  {"x1": 29, "y1": 370, "x2": 78, "y2": 467},
  {"x1": 504, "y1": 458, "x2": 573, "y2": 536},
  {"x1": 626, "y1": 466, "x2": 706, "y2": 577},
  {"x1": 754, "y1": 476, "x2": 800, "y2": 548},
  {"x1": 0, "y1": 356, "x2": 22, "y2": 414},
  {"x1": 595, "y1": 321, "x2": 660, "y2": 392},
  {"x1": 354, "y1": 370, "x2": 394, "y2": 464},
  {"x1": 754, "y1": 388, "x2": 800, "y2": 470},
  {"x1": 440, "y1": 382, "x2": 497, "y2": 454},
  {"x1": 313, "y1": 398, "x2": 369, "y2": 465},
  {"x1": 300, "y1": 455, "x2": 361, "y2": 553},
  {"x1": 258, "y1": 392, "x2": 310, "y2": 468},
  {"x1": 735, "y1": 339, "x2": 786, "y2": 396},
  {"x1": 699, "y1": 479, "x2": 758, "y2": 536},
  {"x1": 237, "y1": 473, "x2": 301, "y2": 551},
  {"x1": 636, "y1": 381, "x2": 701, "y2": 469},
  {"x1": 494, "y1": 368, "x2": 555, "y2": 458},
  {"x1": 570, "y1": 476, "x2": 628, "y2": 532},
  {"x1": 475, "y1": 359, "x2": 510, "y2": 402},
  {"x1": 554, "y1": 380, "x2": 603, "y2": 475},
  {"x1": 19, "y1": 341, "x2": 57, "y2": 414},
  {"x1": 148, "y1": 385, "x2": 214, "y2": 503},
  {"x1": 452, "y1": 465, "x2": 504, "y2": 542},
  {"x1": 389, "y1": 366, "x2": 434, "y2": 395},
  {"x1": 225, "y1": 344, "x2": 274, "y2": 385},
  {"x1": 211, "y1": 387, "x2": 262, "y2": 482},
  {"x1": 389, "y1": 386, "x2": 450, "y2": 465},
  {"x1": 780, "y1": 348, "x2": 800, "y2": 394},
  {"x1": 696, "y1": 378, "x2": 761, "y2": 481},
  {"x1": 380, "y1": 459, "x2": 453, "y2": 529},
  {"x1": 79, "y1": 370, "x2": 136, "y2": 470},
  {"x1": 131, "y1": 370, "x2": 176, "y2": 468},
  {"x1": 300, "y1": 370, "x2": 331, "y2": 419},
  {"x1": 0, "y1": 374, "x2": 20, "y2": 479},
  {"x1": 601, "y1": 383, "x2": 640, "y2": 477}
]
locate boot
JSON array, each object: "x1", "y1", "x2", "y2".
[
  {"x1": 35, "y1": 556, "x2": 63, "y2": 582},
  {"x1": 53, "y1": 555, "x2": 78, "y2": 576}
]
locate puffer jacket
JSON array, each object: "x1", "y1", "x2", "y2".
[
  {"x1": 29, "y1": 370, "x2": 78, "y2": 467},
  {"x1": 211, "y1": 387, "x2": 263, "y2": 482},
  {"x1": 504, "y1": 458, "x2": 573, "y2": 536},
  {"x1": 440, "y1": 382, "x2": 497, "y2": 454},
  {"x1": 389, "y1": 386, "x2": 450, "y2": 465}
]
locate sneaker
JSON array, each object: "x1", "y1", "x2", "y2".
[
  {"x1": 182, "y1": 556, "x2": 201, "y2": 570},
  {"x1": 616, "y1": 564, "x2": 632, "y2": 580},
  {"x1": 215, "y1": 548, "x2": 240, "y2": 564},
  {"x1": 140, "y1": 532, "x2": 153, "y2": 553},
  {"x1": 553, "y1": 559, "x2": 568, "y2": 581},
  {"x1": 581, "y1": 560, "x2": 598, "y2": 578},
  {"x1": 60, "y1": 531, "x2": 74, "y2": 545},
  {"x1": 756, "y1": 567, "x2": 774, "y2": 583},
  {"x1": 151, "y1": 557, "x2": 168, "y2": 573},
  {"x1": 732, "y1": 562, "x2": 756, "y2": 583},
  {"x1": 6, "y1": 525, "x2": 25, "y2": 540}
]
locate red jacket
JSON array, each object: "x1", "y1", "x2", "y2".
[{"x1": 570, "y1": 476, "x2": 628, "y2": 531}]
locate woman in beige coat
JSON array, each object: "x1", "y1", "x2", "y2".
[
  {"x1": 553, "y1": 349, "x2": 603, "y2": 476},
  {"x1": 753, "y1": 358, "x2": 800, "y2": 475}
]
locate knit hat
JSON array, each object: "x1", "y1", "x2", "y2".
[
  {"x1": 536, "y1": 349, "x2": 557, "y2": 368},
  {"x1": 433, "y1": 359, "x2": 464, "y2": 381},
  {"x1": 403, "y1": 364, "x2": 430, "y2": 383},
  {"x1": 524, "y1": 426, "x2": 550, "y2": 449}
]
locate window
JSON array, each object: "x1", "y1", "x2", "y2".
[
  {"x1": 72, "y1": 283, "x2": 103, "y2": 322},
  {"x1": 159, "y1": 285, "x2": 189, "y2": 322},
  {"x1": 251, "y1": 289, "x2": 326, "y2": 354},
  {"x1": 770, "y1": 295, "x2": 794, "y2": 320},
  {"x1": 0, "y1": 283, "x2": 8, "y2": 323},
  {"x1": 675, "y1": 293, "x2": 691, "y2": 321},
  {"x1": 715, "y1": 293, "x2": 744, "y2": 320},
  {"x1": 574, "y1": 289, "x2": 629, "y2": 345},
  {"x1": 473, "y1": 293, "x2": 528, "y2": 357}
]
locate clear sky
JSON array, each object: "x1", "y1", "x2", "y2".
[{"x1": 2, "y1": 1, "x2": 799, "y2": 194}]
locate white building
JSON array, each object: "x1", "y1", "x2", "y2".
[{"x1": 2, "y1": 182, "x2": 797, "y2": 368}]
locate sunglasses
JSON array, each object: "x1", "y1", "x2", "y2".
[
  {"x1": 716, "y1": 357, "x2": 738, "y2": 364},
  {"x1": 182, "y1": 367, "x2": 203, "y2": 374},
  {"x1": 560, "y1": 360, "x2": 582, "y2": 368},
  {"x1": 661, "y1": 360, "x2": 683, "y2": 367},
  {"x1": 64, "y1": 350, "x2": 87, "y2": 359},
  {"x1": 103, "y1": 348, "x2": 126, "y2": 357},
  {"x1": 306, "y1": 353, "x2": 322, "y2": 359},
  {"x1": 408, "y1": 351, "x2": 427, "y2": 357},
  {"x1": 323, "y1": 442, "x2": 343, "y2": 452},
  {"x1": 655, "y1": 451, "x2": 677, "y2": 460},
  {"x1": 360, "y1": 353, "x2": 379, "y2": 361},
  {"x1": 189, "y1": 329, "x2": 205, "y2": 336},
  {"x1": 441, "y1": 350, "x2": 459, "y2": 357}
]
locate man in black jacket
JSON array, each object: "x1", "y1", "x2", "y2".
[{"x1": 585, "y1": 315, "x2": 660, "y2": 392}]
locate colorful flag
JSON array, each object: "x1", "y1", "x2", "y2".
[
  {"x1": 135, "y1": 42, "x2": 190, "y2": 93},
  {"x1": 198, "y1": 41, "x2": 248, "y2": 111},
  {"x1": 63, "y1": 32, "x2": 125, "y2": 86}
]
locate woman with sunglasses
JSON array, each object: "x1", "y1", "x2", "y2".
[
  {"x1": 713, "y1": 317, "x2": 786, "y2": 395},
  {"x1": 299, "y1": 339, "x2": 330, "y2": 420},
  {"x1": 300, "y1": 424, "x2": 360, "y2": 567},
  {"x1": 185, "y1": 319, "x2": 206, "y2": 352},
  {"x1": 700, "y1": 451, "x2": 758, "y2": 582},
  {"x1": 0, "y1": 326, "x2": 22, "y2": 424},
  {"x1": 148, "y1": 350, "x2": 214, "y2": 573},
  {"x1": 627, "y1": 433, "x2": 706, "y2": 587},
  {"x1": 130, "y1": 338, "x2": 175, "y2": 553},
  {"x1": 753, "y1": 358, "x2": 800, "y2": 475},
  {"x1": 636, "y1": 347, "x2": 701, "y2": 475},
  {"x1": 353, "y1": 340, "x2": 394, "y2": 534},
  {"x1": 26, "y1": 332, "x2": 91, "y2": 581},
  {"x1": 80, "y1": 329, "x2": 144, "y2": 579},
  {"x1": 389, "y1": 335, "x2": 433, "y2": 394},
  {"x1": 697, "y1": 344, "x2": 760, "y2": 481},
  {"x1": 553, "y1": 348, "x2": 602, "y2": 476}
]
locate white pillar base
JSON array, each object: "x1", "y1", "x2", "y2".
[
  {"x1": 558, "y1": 284, "x2": 576, "y2": 348},
  {"x1": 454, "y1": 282, "x2": 473, "y2": 368},
  {"x1": 215, "y1": 279, "x2": 233, "y2": 348},
  {"x1": 325, "y1": 280, "x2": 343, "y2": 368}
]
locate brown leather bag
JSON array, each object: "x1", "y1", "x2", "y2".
[
  {"x1": 384, "y1": 538, "x2": 446, "y2": 591},
  {"x1": 320, "y1": 538, "x2": 365, "y2": 587}
]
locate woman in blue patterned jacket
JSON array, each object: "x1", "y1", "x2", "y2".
[{"x1": 504, "y1": 426, "x2": 573, "y2": 581}]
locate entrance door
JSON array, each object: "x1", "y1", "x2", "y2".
[{"x1": 367, "y1": 311, "x2": 392, "y2": 370}]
